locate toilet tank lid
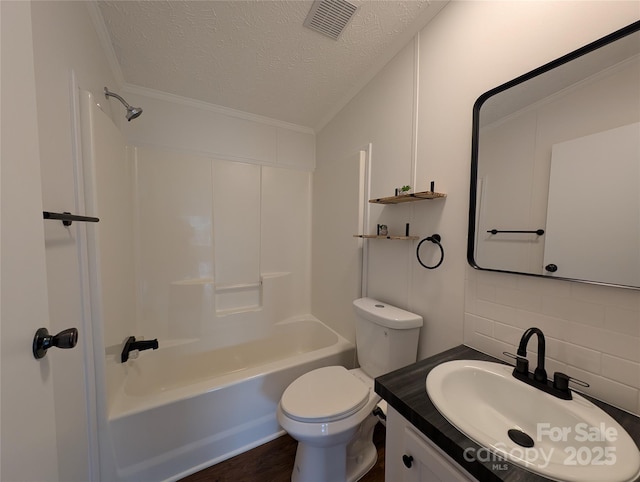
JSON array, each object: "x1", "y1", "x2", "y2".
[{"x1": 353, "y1": 298, "x2": 423, "y2": 329}]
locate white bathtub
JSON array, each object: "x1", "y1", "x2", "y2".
[{"x1": 104, "y1": 317, "x2": 355, "y2": 482}]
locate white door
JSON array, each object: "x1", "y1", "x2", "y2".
[
  {"x1": 1, "y1": 1, "x2": 59, "y2": 479},
  {"x1": 544, "y1": 123, "x2": 640, "y2": 286}
]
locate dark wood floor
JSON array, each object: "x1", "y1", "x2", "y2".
[{"x1": 182, "y1": 422, "x2": 386, "y2": 482}]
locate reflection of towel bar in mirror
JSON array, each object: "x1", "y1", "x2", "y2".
[
  {"x1": 43, "y1": 211, "x2": 100, "y2": 226},
  {"x1": 468, "y1": 20, "x2": 640, "y2": 289},
  {"x1": 487, "y1": 229, "x2": 544, "y2": 235},
  {"x1": 354, "y1": 234, "x2": 419, "y2": 240}
]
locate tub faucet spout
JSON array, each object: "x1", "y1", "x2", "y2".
[{"x1": 121, "y1": 336, "x2": 158, "y2": 363}]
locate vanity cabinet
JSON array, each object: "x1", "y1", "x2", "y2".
[
  {"x1": 377, "y1": 345, "x2": 640, "y2": 482},
  {"x1": 386, "y1": 406, "x2": 475, "y2": 482}
]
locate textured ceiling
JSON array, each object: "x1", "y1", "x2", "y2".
[{"x1": 96, "y1": 0, "x2": 447, "y2": 129}]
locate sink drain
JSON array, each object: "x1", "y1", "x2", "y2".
[{"x1": 508, "y1": 429, "x2": 534, "y2": 448}]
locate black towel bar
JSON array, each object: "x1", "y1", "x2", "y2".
[
  {"x1": 43, "y1": 211, "x2": 99, "y2": 226},
  {"x1": 487, "y1": 229, "x2": 544, "y2": 235}
]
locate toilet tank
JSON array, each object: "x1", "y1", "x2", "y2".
[{"x1": 353, "y1": 298, "x2": 423, "y2": 378}]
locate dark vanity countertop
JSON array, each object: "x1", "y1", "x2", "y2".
[{"x1": 375, "y1": 345, "x2": 640, "y2": 482}]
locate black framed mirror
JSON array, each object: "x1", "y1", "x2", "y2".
[{"x1": 468, "y1": 20, "x2": 640, "y2": 290}]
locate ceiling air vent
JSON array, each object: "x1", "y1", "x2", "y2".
[{"x1": 303, "y1": 0, "x2": 358, "y2": 41}]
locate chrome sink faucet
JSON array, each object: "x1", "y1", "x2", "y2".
[{"x1": 508, "y1": 327, "x2": 589, "y2": 400}]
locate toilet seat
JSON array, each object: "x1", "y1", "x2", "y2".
[{"x1": 280, "y1": 366, "x2": 370, "y2": 423}]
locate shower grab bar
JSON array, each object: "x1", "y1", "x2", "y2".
[
  {"x1": 43, "y1": 211, "x2": 100, "y2": 226},
  {"x1": 487, "y1": 228, "x2": 544, "y2": 235}
]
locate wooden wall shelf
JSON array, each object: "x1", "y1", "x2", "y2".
[
  {"x1": 369, "y1": 191, "x2": 446, "y2": 205},
  {"x1": 354, "y1": 235, "x2": 419, "y2": 240}
]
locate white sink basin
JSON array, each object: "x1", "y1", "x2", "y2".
[{"x1": 426, "y1": 360, "x2": 640, "y2": 482}]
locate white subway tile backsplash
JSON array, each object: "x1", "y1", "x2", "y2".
[
  {"x1": 495, "y1": 285, "x2": 542, "y2": 312},
  {"x1": 571, "y1": 281, "x2": 640, "y2": 310},
  {"x1": 544, "y1": 358, "x2": 569, "y2": 378},
  {"x1": 475, "y1": 299, "x2": 518, "y2": 325},
  {"x1": 476, "y1": 270, "x2": 518, "y2": 289},
  {"x1": 545, "y1": 337, "x2": 601, "y2": 374},
  {"x1": 466, "y1": 331, "x2": 513, "y2": 364},
  {"x1": 558, "y1": 321, "x2": 640, "y2": 364},
  {"x1": 493, "y1": 322, "x2": 523, "y2": 346},
  {"x1": 567, "y1": 366, "x2": 639, "y2": 414},
  {"x1": 605, "y1": 306, "x2": 640, "y2": 337},
  {"x1": 556, "y1": 321, "x2": 602, "y2": 351},
  {"x1": 593, "y1": 329, "x2": 640, "y2": 364},
  {"x1": 516, "y1": 275, "x2": 571, "y2": 298},
  {"x1": 464, "y1": 278, "x2": 476, "y2": 313},
  {"x1": 541, "y1": 295, "x2": 605, "y2": 327},
  {"x1": 476, "y1": 281, "x2": 496, "y2": 302},
  {"x1": 463, "y1": 312, "x2": 474, "y2": 346},
  {"x1": 602, "y1": 354, "x2": 640, "y2": 388},
  {"x1": 470, "y1": 313, "x2": 493, "y2": 337},
  {"x1": 515, "y1": 309, "x2": 568, "y2": 339},
  {"x1": 465, "y1": 272, "x2": 640, "y2": 415}
]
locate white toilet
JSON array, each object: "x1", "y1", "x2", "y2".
[{"x1": 277, "y1": 297, "x2": 423, "y2": 482}]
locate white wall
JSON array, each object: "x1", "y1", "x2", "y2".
[
  {"x1": 315, "y1": 38, "x2": 421, "y2": 342},
  {"x1": 316, "y1": 23, "x2": 460, "y2": 357},
  {"x1": 30, "y1": 2, "x2": 122, "y2": 480},
  {"x1": 316, "y1": 1, "x2": 640, "y2": 415},
  {"x1": 1, "y1": 2, "x2": 59, "y2": 480},
  {"x1": 311, "y1": 150, "x2": 366, "y2": 341}
]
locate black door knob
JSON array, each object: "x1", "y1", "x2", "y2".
[
  {"x1": 402, "y1": 454, "x2": 414, "y2": 468},
  {"x1": 545, "y1": 264, "x2": 558, "y2": 272},
  {"x1": 33, "y1": 327, "x2": 78, "y2": 359}
]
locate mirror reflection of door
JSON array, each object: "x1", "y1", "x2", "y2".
[
  {"x1": 469, "y1": 21, "x2": 640, "y2": 289},
  {"x1": 544, "y1": 123, "x2": 640, "y2": 286}
]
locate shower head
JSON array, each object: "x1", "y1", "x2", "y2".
[
  {"x1": 104, "y1": 87, "x2": 143, "y2": 121},
  {"x1": 126, "y1": 106, "x2": 143, "y2": 121}
]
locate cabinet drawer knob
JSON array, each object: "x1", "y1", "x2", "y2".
[{"x1": 402, "y1": 454, "x2": 414, "y2": 468}]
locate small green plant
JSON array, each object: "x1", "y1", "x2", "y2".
[{"x1": 401, "y1": 185, "x2": 411, "y2": 192}]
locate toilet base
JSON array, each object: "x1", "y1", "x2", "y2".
[{"x1": 291, "y1": 415, "x2": 379, "y2": 482}]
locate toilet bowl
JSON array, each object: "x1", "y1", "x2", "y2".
[
  {"x1": 277, "y1": 298, "x2": 423, "y2": 482},
  {"x1": 276, "y1": 366, "x2": 380, "y2": 482}
]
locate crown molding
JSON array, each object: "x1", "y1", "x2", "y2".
[{"x1": 121, "y1": 83, "x2": 316, "y2": 135}]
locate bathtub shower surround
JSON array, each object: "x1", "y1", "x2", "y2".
[
  {"x1": 109, "y1": 318, "x2": 354, "y2": 482},
  {"x1": 79, "y1": 91, "x2": 349, "y2": 481},
  {"x1": 133, "y1": 147, "x2": 311, "y2": 340}
]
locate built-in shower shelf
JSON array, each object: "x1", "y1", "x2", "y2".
[
  {"x1": 369, "y1": 191, "x2": 446, "y2": 204},
  {"x1": 353, "y1": 235, "x2": 420, "y2": 240}
]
